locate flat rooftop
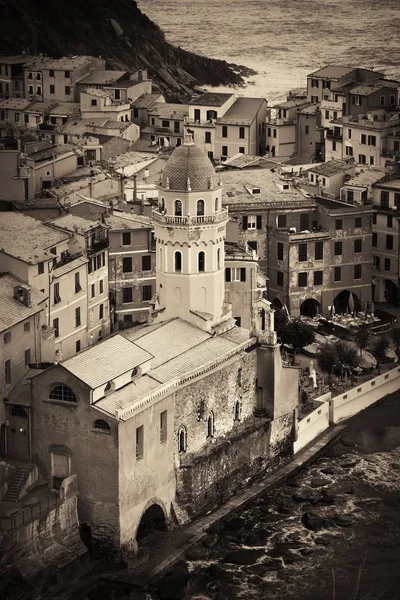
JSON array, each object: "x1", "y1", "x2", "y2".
[
  {"x1": 222, "y1": 167, "x2": 310, "y2": 207},
  {"x1": 24, "y1": 55, "x2": 97, "y2": 71},
  {"x1": 77, "y1": 70, "x2": 127, "y2": 85},
  {"x1": 345, "y1": 169, "x2": 387, "y2": 187},
  {"x1": 307, "y1": 159, "x2": 355, "y2": 177},
  {"x1": 0, "y1": 97, "x2": 33, "y2": 110},
  {"x1": 0, "y1": 212, "x2": 68, "y2": 264},
  {"x1": 49, "y1": 213, "x2": 104, "y2": 235},
  {"x1": 148, "y1": 102, "x2": 188, "y2": 120}
]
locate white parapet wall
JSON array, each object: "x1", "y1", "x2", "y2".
[
  {"x1": 330, "y1": 366, "x2": 400, "y2": 423},
  {"x1": 294, "y1": 392, "x2": 331, "y2": 454}
]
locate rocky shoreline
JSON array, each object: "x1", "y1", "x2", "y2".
[{"x1": 0, "y1": 0, "x2": 255, "y2": 102}]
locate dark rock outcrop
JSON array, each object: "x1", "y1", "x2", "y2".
[
  {"x1": 223, "y1": 549, "x2": 265, "y2": 565},
  {"x1": 0, "y1": 0, "x2": 254, "y2": 102},
  {"x1": 301, "y1": 511, "x2": 324, "y2": 532}
]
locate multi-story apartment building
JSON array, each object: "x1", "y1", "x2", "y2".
[
  {"x1": 307, "y1": 66, "x2": 386, "y2": 105},
  {"x1": 187, "y1": 92, "x2": 236, "y2": 160},
  {"x1": 304, "y1": 158, "x2": 356, "y2": 199},
  {"x1": 80, "y1": 89, "x2": 132, "y2": 122},
  {"x1": 0, "y1": 274, "x2": 54, "y2": 450},
  {"x1": 265, "y1": 99, "x2": 311, "y2": 159},
  {"x1": 339, "y1": 168, "x2": 387, "y2": 204},
  {"x1": 215, "y1": 97, "x2": 268, "y2": 160},
  {"x1": 268, "y1": 198, "x2": 373, "y2": 316},
  {"x1": 0, "y1": 212, "x2": 110, "y2": 360},
  {"x1": 142, "y1": 102, "x2": 189, "y2": 149},
  {"x1": 328, "y1": 110, "x2": 400, "y2": 166},
  {"x1": 295, "y1": 103, "x2": 324, "y2": 162},
  {"x1": 0, "y1": 55, "x2": 38, "y2": 98},
  {"x1": 131, "y1": 93, "x2": 165, "y2": 125},
  {"x1": 0, "y1": 97, "x2": 35, "y2": 135},
  {"x1": 371, "y1": 176, "x2": 400, "y2": 304},
  {"x1": 23, "y1": 56, "x2": 105, "y2": 102},
  {"x1": 0, "y1": 140, "x2": 79, "y2": 200}
]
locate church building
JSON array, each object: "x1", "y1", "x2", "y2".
[{"x1": 29, "y1": 136, "x2": 299, "y2": 556}]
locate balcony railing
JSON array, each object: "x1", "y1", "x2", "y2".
[
  {"x1": 326, "y1": 129, "x2": 343, "y2": 141},
  {"x1": 86, "y1": 237, "x2": 109, "y2": 255},
  {"x1": 152, "y1": 209, "x2": 228, "y2": 226},
  {"x1": 53, "y1": 251, "x2": 83, "y2": 271}
]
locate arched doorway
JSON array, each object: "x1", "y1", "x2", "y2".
[
  {"x1": 300, "y1": 298, "x2": 320, "y2": 318},
  {"x1": 333, "y1": 290, "x2": 360, "y2": 314},
  {"x1": 271, "y1": 297, "x2": 283, "y2": 310},
  {"x1": 136, "y1": 504, "x2": 167, "y2": 543},
  {"x1": 384, "y1": 279, "x2": 399, "y2": 305}
]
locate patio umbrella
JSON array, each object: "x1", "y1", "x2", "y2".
[{"x1": 348, "y1": 292, "x2": 355, "y2": 314}]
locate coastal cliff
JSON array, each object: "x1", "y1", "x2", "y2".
[{"x1": 0, "y1": 0, "x2": 252, "y2": 101}]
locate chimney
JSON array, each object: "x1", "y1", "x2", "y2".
[{"x1": 14, "y1": 285, "x2": 31, "y2": 308}]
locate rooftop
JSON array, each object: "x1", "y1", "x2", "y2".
[
  {"x1": 298, "y1": 103, "x2": 320, "y2": 115},
  {"x1": 102, "y1": 120, "x2": 132, "y2": 130},
  {"x1": 0, "y1": 213, "x2": 68, "y2": 264},
  {"x1": 345, "y1": 169, "x2": 387, "y2": 188},
  {"x1": 189, "y1": 92, "x2": 234, "y2": 107},
  {"x1": 77, "y1": 70, "x2": 127, "y2": 85},
  {"x1": 348, "y1": 85, "x2": 383, "y2": 97},
  {"x1": 307, "y1": 65, "x2": 355, "y2": 80},
  {"x1": 27, "y1": 143, "x2": 77, "y2": 163},
  {"x1": 60, "y1": 334, "x2": 153, "y2": 389},
  {"x1": 222, "y1": 167, "x2": 310, "y2": 207},
  {"x1": 26, "y1": 101, "x2": 81, "y2": 116},
  {"x1": 82, "y1": 88, "x2": 113, "y2": 98},
  {"x1": 273, "y1": 99, "x2": 311, "y2": 110},
  {"x1": 148, "y1": 102, "x2": 188, "y2": 120},
  {"x1": 375, "y1": 178, "x2": 400, "y2": 191},
  {"x1": 24, "y1": 55, "x2": 96, "y2": 71},
  {"x1": 317, "y1": 196, "x2": 374, "y2": 214},
  {"x1": 217, "y1": 97, "x2": 267, "y2": 126},
  {"x1": 49, "y1": 213, "x2": 104, "y2": 235},
  {"x1": 221, "y1": 153, "x2": 263, "y2": 169},
  {"x1": 0, "y1": 97, "x2": 33, "y2": 111},
  {"x1": 132, "y1": 93, "x2": 163, "y2": 109},
  {"x1": 104, "y1": 211, "x2": 151, "y2": 231},
  {"x1": 307, "y1": 159, "x2": 355, "y2": 177},
  {"x1": 161, "y1": 139, "x2": 218, "y2": 191},
  {"x1": 0, "y1": 274, "x2": 47, "y2": 333},
  {"x1": 0, "y1": 55, "x2": 39, "y2": 65},
  {"x1": 93, "y1": 319, "x2": 252, "y2": 419}
]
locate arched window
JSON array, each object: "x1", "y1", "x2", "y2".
[
  {"x1": 174, "y1": 200, "x2": 182, "y2": 216},
  {"x1": 49, "y1": 385, "x2": 77, "y2": 403},
  {"x1": 93, "y1": 419, "x2": 111, "y2": 433},
  {"x1": 197, "y1": 199, "x2": 205, "y2": 216},
  {"x1": 215, "y1": 197, "x2": 219, "y2": 212},
  {"x1": 159, "y1": 197, "x2": 165, "y2": 212},
  {"x1": 11, "y1": 406, "x2": 28, "y2": 418},
  {"x1": 234, "y1": 400, "x2": 241, "y2": 422},
  {"x1": 198, "y1": 251, "x2": 205, "y2": 272},
  {"x1": 175, "y1": 251, "x2": 182, "y2": 272},
  {"x1": 217, "y1": 248, "x2": 221, "y2": 269},
  {"x1": 237, "y1": 368, "x2": 242, "y2": 387},
  {"x1": 178, "y1": 425, "x2": 187, "y2": 453},
  {"x1": 159, "y1": 247, "x2": 163, "y2": 270},
  {"x1": 207, "y1": 412, "x2": 214, "y2": 438},
  {"x1": 104, "y1": 381, "x2": 115, "y2": 394}
]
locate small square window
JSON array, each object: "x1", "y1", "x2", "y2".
[
  {"x1": 277, "y1": 271, "x2": 283, "y2": 287},
  {"x1": 334, "y1": 266, "x2": 341, "y2": 282},
  {"x1": 38, "y1": 262, "x2": 45, "y2": 274},
  {"x1": 354, "y1": 239, "x2": 362, "y2": 253},
  {"x1": 136, "y1": 425, "x2": 144, "y2": 459},
  {"x1": 4, "y1": 331, "x2": 11, "y2": 344},
  {"x1": 313, "y1": 270, "x2": 323, "y2": 286},
  {"x1": 355, "y1": 217, "x2": 362, "y2": 228},
  {"x1": 298, "y1": 243, "x2": 307, "y2": 262},
  {"x1": 122, "y1": 232, "x2": 131, "y2": 246},
  {"x1": 75, "y1": 307, "x2": 81, "y2": 327},
  {"x1": 335, "y1": 219, "x2": 343, "y2": 230},
  {"x1": 334, "y1": 241, "x2": 342, "y2": 255},
  {"x1": 277, "y1": 242, "x2": 284, "y2": 261},
  {"x1": 123, "y1": 287, "x2": 133, "y2": 303},
  {"x1": 123, "y1": 257, "x2": 132, "y2": 272},
  {"x1": 298, "y1": 272, "x2": 307, "y2": 287},
  {"x1": 65, "y1": 86, "x2": 71, "y2": 95},
  {"x1": 142, "y1": 255, "x2": 152, "y2": 271},
  {"x1": 24, "y1": 322, "x2": 30, "y2": 333},
  {"x1": 385, "y1": 258, "x2": 391, "y2": 271},
  {"x1": 277, "y1": 214, "x2": 287, "y2": 228},
  {"x1": 24, "y1": 349, "x2": 31, "y2": 365},
  {"x1": 142, "y1": 285, "x2": 152, "y2": 301},
  {"x1": 354, "y1": 264, "x2": 362, "y2": 280}
]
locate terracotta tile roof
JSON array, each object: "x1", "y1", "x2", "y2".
[
  {"x1": 61, "y1": 334, "x2": 153, "y2": 388},
  {"x1": 190, "y1": 92, "x2": 234, "y2": 107},
  {"x1": 0, "y1": 274, "x2": 46, "y2": 332},
  {"x1": 160, "y1": 142, "x2": 218, "y2": 191},
  {"x1": 217, "y1": 97, "x2": 267, "y2": 125}
]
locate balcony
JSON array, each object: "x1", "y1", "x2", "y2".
[
  {"x1": 381, "y1": 148, "x2": 400, "y2": 158},
  {"x1": 152, "y1": 209, "x2": 229, "y2": 226},
  {"x1": 274, "y1": 227, "x2": 330, "y2": 242},
  {"x1": 326, "y1": 128, "x2": 343, "y2": 141},
  {"x1": 186, "y1": 119, "x2": 216, "y2": 128},
  {"x1": 86, "y1": 237, "x2": 109, "y2": 255},
  {"x1": 53, "y1": 251, "x2": 83, "y2": 272}
]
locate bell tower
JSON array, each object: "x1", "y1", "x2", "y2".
[{"x1": 152, "y1": 135, "x2": 232, "y2": 332}]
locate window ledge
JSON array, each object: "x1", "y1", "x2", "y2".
[
  {"x1": 91, "y1": 429, "x2": 111, "y2": 435},
  {"x1": 44, "y1": 399, "x2": 78, "y2": 407}
]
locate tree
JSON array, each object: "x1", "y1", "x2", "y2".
[
  {"x1": 274, "y1": 309, "x2": 288, "y2": 332},
  {"x1": 391, "y1": 328, "x2": 400, "y2": 355},
  {"x1": 278, "y1": 319, "x2": 315, "y2": 351},
  {"x1": 317, "y1": 343, "x2": 339, "y2": 378},
  {"x1": 334, "y1": 340, "x2": 358, "y2": 370},
  {"x1": 371, "y1": 335, "x2": 391, "y2": 360},
  {"x1": 354, "y1": 325, "x2": 370, "y2": 355}
]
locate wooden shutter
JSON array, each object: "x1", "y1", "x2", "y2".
[
  {"x1": 256, "y1": 215, "x2": 262, "y2": 229},
  {"x1": 52, "y1": 453, "x2": 70, "y2": 478},
  {"x1": 225, "y1": 268, "x2": 231, "y2": 282},
  {"x1": 240, "y1": 268, "x2": 246, "y2": 282},
  {"x1": 242, "y1": 216, "x2": 248, "y2": 230}
]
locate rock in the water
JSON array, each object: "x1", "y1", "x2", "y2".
[
  {"x1": 321, "y1": 466, "x2": 337, "y2": 475},
  {"x1": 185, "y1": 545, "x2": 211, "y2": 561},
  {"x1": 277, "y1": 497, "x2": 294, "y2": 514},
  {"x1": 341, "y1": 437, "x2": 356, "y2": 447},
  {"x1": 287, "y1": 479, "x2": 302, "y2": 488},
  {"x1": 332, "y1": 514, "x2": 354, "y2": 527},
  {"x1": 208, "y1": 564, "x2": 236, "y2": 582},
  {"x1": 293, "y1": 488, "x2": 312, "y2": 502},
  {"x1": 203, "y1": 533, "x2": 219, "y2": 548},
  {"x1": 157, "y1": 574, "x2": 191, "y2": 600},
  {"x1": 247, "y1": 574, "x2": 265, "y2": 586},
  {"x1": 321, "y1": 490, "x2": 336, "y2": 505},
  {"x1": 223, "y1": 517, "x2": 245, "y2": 532},
  {"x1": 345, "y1": 486, "x2": 355, "y2": 495},
  {"x1": 315, "y1": 536, "x2": 331, "y2": 546},
  {"x1": 302, "y1": 511, "x2": 324, "y2": 532},
  {"x1": 223, "y1": 549, "x2": 265, "y2": 565},
  {"x1": 311, "y1": 477, "x2": 330, "y2": 488},
  {"x1": 341, "y1": 458, "x2": 358, "y2": 468},
  {"x1": 244, "y1": 558, "x2": 283, "y2": 576}
]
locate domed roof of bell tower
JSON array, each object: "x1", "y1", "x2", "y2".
[{"x1": 160, "y1": 133, "x2": 218, "y2": 192}]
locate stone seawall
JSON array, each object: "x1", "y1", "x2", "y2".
[{"x1": 175, "y1": 412, "x2": 295, "y2": 518}]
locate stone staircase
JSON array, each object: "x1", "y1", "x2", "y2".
[{"x1": 3, "y1": 465, "x2": 31, "y2": 502}]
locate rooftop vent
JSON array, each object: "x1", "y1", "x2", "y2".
[
  {"x1": 244, "y1": 184, "x2": 261, "y2": 195},
  {"x1": 14, "y1": 284, "x2": 31, "y2": 308}
]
